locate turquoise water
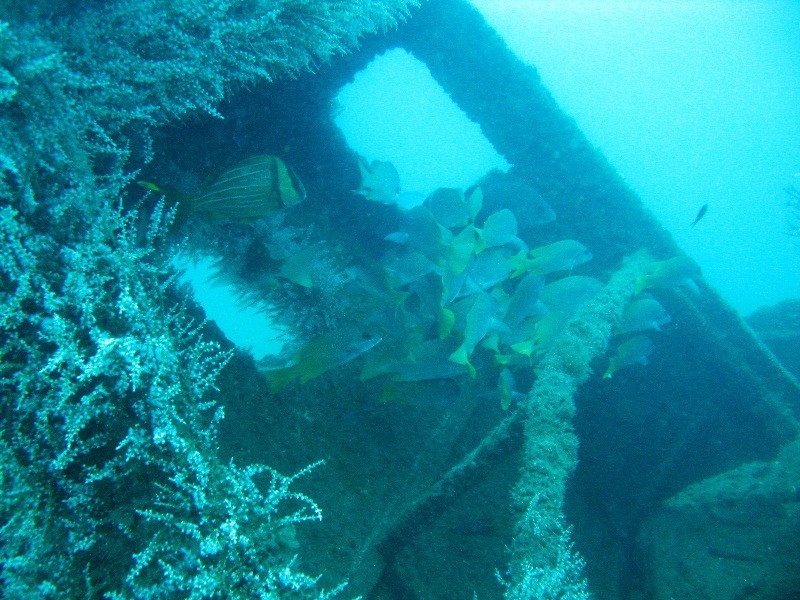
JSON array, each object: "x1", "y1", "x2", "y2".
[{"x1": 470, "y1": 0, "x2": 800, "y2": 315}]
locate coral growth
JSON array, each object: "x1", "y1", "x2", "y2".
[
  {"x1": 0, "y1": 199, "x2": 333, "y2": 597},
  {"x1": 1, "y1": 0, "x2": 418, "y2": 595}
]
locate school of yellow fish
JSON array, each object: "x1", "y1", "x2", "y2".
[{"x1": 178, "y1": 153, "x2": 702, "y2": 405}]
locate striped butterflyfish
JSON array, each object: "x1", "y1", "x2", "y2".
[{"x1": 190, "y1": 155, "x2": 305, "y2": 222}]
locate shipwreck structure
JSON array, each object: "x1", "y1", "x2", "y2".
[
  {"x1": 175, "y1": 2, "x2": 800, "y2": 598},
  {"x1": 255, "y1": 2, "x2": 799, "y2": 598}
]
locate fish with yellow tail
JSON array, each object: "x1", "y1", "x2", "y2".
[
  {"x1": 615, "y1": 297, "x2": 671, "y2": 335},
  {"x1": 509, "y1": 311, "x2": 569, "y2": 363},
  {"x1": 512, "y1": 239, "x2": 592, "y2": 277},
  {"x1": 425, "y1": 187, "x2": 482, "y2": 229},
  {"x1": 263, "y1": 328, "x2": 381, "y2": 392},
  {"x1": 497, "y1": 367, "x2": 526, "y2": 411},
  {"x1": 635, "y1": 255, "x2": 701, "y2": 295},
  {"x1": 603, "y1": 335, "x2": 655, "y2": 379},
  {"x1": 448, "y1": 292, "x2": 500, "y2": 378},
  {"x1": 476, "y1": 208, "x2": 525, "y2": 252}
]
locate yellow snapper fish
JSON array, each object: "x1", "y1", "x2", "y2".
[
  {"x1": 509, "y1": 311, "x2": 569, "y2": 361},
  {"x1": 425, "y1": 187, "x2": 482, "y2": 229},
  {"x1": 396, "y1": 205, "x2": 445, "y2": 261},
  {"x1": 191, "y1": 155, "x2": 305, "y2": 221},
  {"x1": 497, "y1": 367, "x2": 526, "y2": 411},
  {"x1": 603, "y1": 335, "x2": 655, "y2": 379},
  {"x1": 449, "y1": 291, "x2": 500, "y2": 378},
  {"x1": 502, "y1": 273, "x2": 546, "y2": 329},
  {"x1": 380, "y1": 248, "x2": 439, "y2": 288},
  {"x1": 479, "y1": 180, "x2": 556, "y2": 228},
  {"x1": 635, "y1": 255, "x2": 701, "y2": 295},
  {"x1": 513, "y1": 240, "x2": 592, "y2": 277},
  {"x1": 442, "y1": 225, "x2": 482, "y2": 276},
  {"x1": 615, "y1": 297, "x2": 671, "y2": 335},
  {"x1": 346, "y1": 262, "x2": 410, "y2": 316},
  {"x1": 356, "y1": 156, "x2": 401, "y2": 204},
  {"x1": 394, "y1": 205, "x2": 481, "y2": 278},
  {"x1": 452, "y1": 247, "x2": 517, "y2": 300},
  {"x1": 361, "y1": 337, "x2": 468, "y2": 383},
  {"x1": 264, "y1": 328, "x2": 382, "y2": 392},
  {"x1": 539, "y1": 276, "x2": 603, "y2": 315},
  {"x1": 477, "y1": 208, "x2": 526, "y2": 252}
]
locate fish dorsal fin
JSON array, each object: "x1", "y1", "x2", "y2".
[
  {"x1": 448, "y1": 344, "x2": 476, "y2": 378},
  {"x1": 467, "y1": 186, "x2": 483, "y2": 223},
  {"x1": 439, "y1": 307, "x2": 456, "y2": 339}
]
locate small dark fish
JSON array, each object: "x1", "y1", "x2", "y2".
[{"x1": 690, "y1": 203, "x2": 708, "y2": 227}]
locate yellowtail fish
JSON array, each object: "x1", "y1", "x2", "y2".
[
  {"x1": 496, "y1": 367, "x2": 528, "y2": 410},
  {"x1": 478, "y1": 208, "x2": 525, "y2": 251},
  {"x1": 615, "y1": 298, "x2": 671, "y2": 335},
  {"x1": 502, "y1": 273, "x2": 546, "y2": 329},
  {"x1": 479, "y1": 180, "x2": 556, "y2": 228},
  {"x1": 509, "y1": 311, "x2": 569, "y2": 361},
  {"x1": 453, "y1": 247, "x2": 517, "y2": 299},
  {"x1": 635, "y1": 256, "x2": 701, "y2": 295},
  {"x1": 277, "y1": 246, "x2": 317, "y2": 288},
  {"x1": 191, "y1": 155, "x2": 305, "y2": 222},
  {"x1": 361, "y1": 338, "x2": 468, "y2": 383},
  {"x1": 449, "y1": 292, "x2": 499, "y2": 378},
  {"x1": 603, "y1": 335, "x2": 655, "y2": 379},
  {"x1": 264, "y1": 328, "x2": 382, "y2": 392},
  {"x1": 539, "y1": 276, "x2": 603, "y2": 314},
  {"x1": 513, "y1": 240, "x2": 592, "y2": 277},
  {"x1": 425, "y1": 187, "x2": 482, "y2": 229}
]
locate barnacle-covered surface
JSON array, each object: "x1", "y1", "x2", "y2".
[{"x1": 2, "y1": 1, "x2": 800, "y2": 599}]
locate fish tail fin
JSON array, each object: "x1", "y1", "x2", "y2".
[
  {"x1": 439, "y1": 307, "x2": 456, "y2": 339},
  {"x1": 393, "y1": 290, "x2": 410, "y2": 318},
  {"x1": 510, "y1": 340, "x2": 533, "y2": 359},
  {"x1": 634, "y1": 275, "x2": 649, "y2": 295},
  {"x1": 448, "y1": 344, "x2": 468, "y2": 366},
  {"x1": 494, "y1": 353, "x2": 514, "y2": 366},
  {"x1": 500, "y1": 388, "x2": 513, "y2": 410},
  {"x1": 467, "y1": 186, "x2": 483, "y2": 222},
  {"x1": 448, "y1": 344, "x2": 476, "y2": 377},
  {"x1": 602, "y1": 360, "x2": 616, "y2": 379},
  {"x1": 510, "y1": 251, "x2": 532, "y2": 278},
  {"x1": 472, "y1": 225, "x2": 487, "y2": 254},
  {"x1": 446, "y1": 241, "x2": 476, "y2": 275},
  {"x1": 279, "y1": 247, "x2": 315, "y2": 288},
  {"x1": 275, "y1": 157, "x2": 305, "y2": 207}
]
